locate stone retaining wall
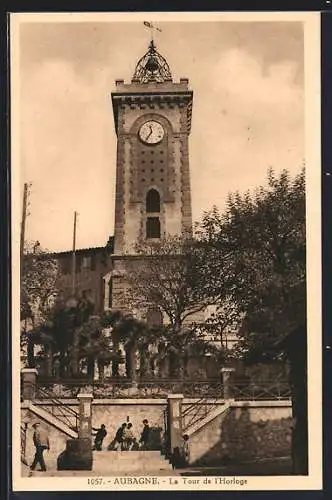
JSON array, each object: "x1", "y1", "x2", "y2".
[
  {"x1": 191, "y1": 402, "x2": 292, "y2": 465},
  {"x1": 21, "y1": 408, "x2": 69, "y2": 470},
  {"x1": 22, "y1": 399, "x2": 292, "y2": 468}
]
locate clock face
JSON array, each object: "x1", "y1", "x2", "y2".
[{"x1": 139, "y1": 120, "x2": 165, "y2": 144}]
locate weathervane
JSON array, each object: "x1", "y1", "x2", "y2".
[
  {"x1": 132, "y1": 21, "x2": 172, "y2": 83},
  {"x1": 143, "y1": 21, "x2": 162, "y2": 42}
]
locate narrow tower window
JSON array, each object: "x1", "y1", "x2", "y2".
[
  {"x1": 146, "y1": 189, "x2": 160, "y2": 213},
  {"x1": 146, "y1": 217, "x2": 160, "y2": 238}
]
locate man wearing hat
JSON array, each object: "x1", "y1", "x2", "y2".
[{"x1": 29, "y1": 422, "x2": 50, "y2": 473}]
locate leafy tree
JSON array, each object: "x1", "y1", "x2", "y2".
[
  {"x1": 20, "y1": 241, "x2": 60, "y2": 367},
  {"x1": 122, "y1": 235, "x2": 229, "y2": 332},
  {"x1": 117, "y1": 235, "x2": 233, "y2": 377},
  {"x1": 34, "y1": 304, "x2": 155, "y2": 381},
  {"x1": 31, "y1": 295, "x2": 95, "y2": 376},
  {"x1": 198, "y1": 168, "x2": 307, "y2": 474},
  {"x1": 21, "y1": 242, "x2": 59, "y2": 324},
  {"x1": 102, "y1": 311, "x2": 151, "y2": 381}
]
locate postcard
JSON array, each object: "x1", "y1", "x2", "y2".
[{"x1": 11, "y1": 11, "x2": 322, "y2": 492}]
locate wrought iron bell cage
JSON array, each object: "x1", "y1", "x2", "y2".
[{"x1": 133, "y1": 40, "x2": 172, "y2": 83}]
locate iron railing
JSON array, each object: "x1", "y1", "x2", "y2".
[
  {"x1": 182, "y1": 397, "x2": 222, "y2": 431},
  {"x1": 35, "y1": 377, "x2": 291, "y2": 401},
  {"x1": 36, "y1": 377, "x2": 222, "y2": 399},
  {"x1": 36, "y1": 386, "x2": 79, "y2": 432},
  {"x1": 232, "y1": 380, "x2": 291, "y2": 401}
]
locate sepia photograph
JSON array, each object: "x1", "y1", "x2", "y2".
[{"x1": 11, "y1": 12, "x2": 321, "y2": 491}]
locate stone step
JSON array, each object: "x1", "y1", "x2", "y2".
[
  {"x1": 95, "y1": 458, "x2": 171, "y2": 465},
  {"x1": 93, "y1": 451, "x2": 173, "y2": 473},
  {"x1": 93, "y1": 461, "x2": 173, "y2": 471},
  {"x1": 23, "y1": 450, "x2": 173, "y2": 476},
  {"x1": 96, "y1": 451, "x2": 163, "y2": 457},
  {"x1": 94, "y1": 451, "x2": 168, "y2": 460}
]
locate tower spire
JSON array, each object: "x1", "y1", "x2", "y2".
[{"x1": 133, "y1": 24, "x2": 171, "y2": 83}]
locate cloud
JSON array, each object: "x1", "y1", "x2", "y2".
[
  {"x1": 189, "y1": 48, "x2": 303, "y2": 222},
  {"x1": 21, "y1": 59, "x2": 116, "y2": 250}
]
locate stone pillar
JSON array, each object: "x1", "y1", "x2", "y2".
[
  {"x1": 21, "y1": 368, "x2": 38, "y2": 401},
  {"x1": 77, "y1": 392, "x2": 93, "y2": 440},
  {"x1": 103, "y1": 273, "x2": 111, "y2": 311},
  {"x1": 221, "y1": 367, "x2": 235, "y2": 400},
  {"x1": 58, "y1": 393, "x2": 93, "y2": 471},
  {"x1": 167, "y1": 394, "x2": 184, "y2": 455}
]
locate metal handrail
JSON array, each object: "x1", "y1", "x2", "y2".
[
  {"x1": 35, "y1": 377, "x2": 291, "y2": 401},
  {"x1": 37, "y1": 376, "x2": 221, "y2": 384},
  {"x1": 182, "y1": 398, "x2": 221, "y2": 431},
  {"x1": 36, "y1": 386, "x2": 79, "y2": 431},
  {"x1": 232, "y1": 379, "x2": 291, "y2": 401}
]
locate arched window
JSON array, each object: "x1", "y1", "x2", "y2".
[
  {"x1": 146, "y1": 217, "x2": 160, "y2": 238},
  {"x1": 146, "y1": 189, "x2": 160, "y2": 213}
]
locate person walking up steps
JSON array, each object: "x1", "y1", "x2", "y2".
[
  {"x1": 122, "y1": 422, "x2": 134, "y2": 451},
  {"x1": 93, "y1": 424, "x2": 107, "y2": 451},
  {"x1": 29, "y1": 423, "x2": 50, "y2": 474},
  {"x1": 108, "y1": 422, "x2": 127, "y2": 451}
]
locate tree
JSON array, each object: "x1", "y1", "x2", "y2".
[
  {"x1": 198, "y1": 168, "x2": 307, "y2": 473},
  {"x1": 20, "y1": 242, "x2": 60, "y2": 367},
  {"x1": 102, "y1": 311, "x2": 151, "y2": 381},
  {"x1": 122, "y1": 235, "x2": 227, "y2": 332},
  {"x1": 33, "y1": 296, "x2": 124, "y2": 379},
  {"x1": 34, "y1": 304, "x2": 156, "y2": 381}
]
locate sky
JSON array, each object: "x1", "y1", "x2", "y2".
[{"x1": 16, "y1": 15, "x2": 305, "y2": 252}]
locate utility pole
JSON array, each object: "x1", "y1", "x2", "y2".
[
  {"x1": 20, "y1": 183, "x2": 29, "y2": 260},
  {"x1": 71, "y1": 211, "x2": 78, "y2": 295}
]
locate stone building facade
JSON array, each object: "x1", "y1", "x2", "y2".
[
  {"x1": 50, "y1": 240, "x2": 113, "y2": 314},
  {"x1": 49, "y1": 41, "x2": 195, "y2": 323},
  {"x1": 106, "y1": 41, "x2": 194, "y2": 317},
  {"x1": 47, "y1": 41, "x2": 239, "y2": 342}
]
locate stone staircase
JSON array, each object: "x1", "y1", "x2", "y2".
[{"x1": 93, "y1": 451, "x2": 173, "y2": 474}]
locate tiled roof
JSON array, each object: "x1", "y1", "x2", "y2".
[{"x1": 46, "y1": 237, "x2": 114, "y2": 257}]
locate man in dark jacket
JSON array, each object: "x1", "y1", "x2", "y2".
[
  {"x1": 108, "y1": 423, "x2": 127, "y2": 451},
  {"x1": 93, "y1": 424, "x2": 107, "y2": 451},
  {"x1": 30, "y1": 422, "x2": 50, "y2": 472},
  {"x1": 139, "y1": 419, "x2": 150, "y2": 450}
]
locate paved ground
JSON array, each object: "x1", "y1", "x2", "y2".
[
  {"x1": 22, "y1": 457, "x2": 293, "y2": 477},
  {"x1": 178, "y1": 457, "x2": 293, "y2": 476}
]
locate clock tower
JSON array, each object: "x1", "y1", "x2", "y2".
[
  {"x1": 106, "y1": 40, "x2": 193, "y2": 311},
  {"x1": 111, "y1": 40, "x2": 193, "y2": 255}
]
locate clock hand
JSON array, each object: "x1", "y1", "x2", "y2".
[{"x1": 146, "y1": 126, "x2": 153, "y2": 140}]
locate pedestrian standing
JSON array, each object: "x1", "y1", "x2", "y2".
[
  {"x1": 181, "y1": 434, "x2": 190, "y2": 466},
  {"x1": 139, "y1": 419, "x2": 151, "y2": 450},
  {"x1": 29, "y1": 423, "x2": 50, "y2": 473}
]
